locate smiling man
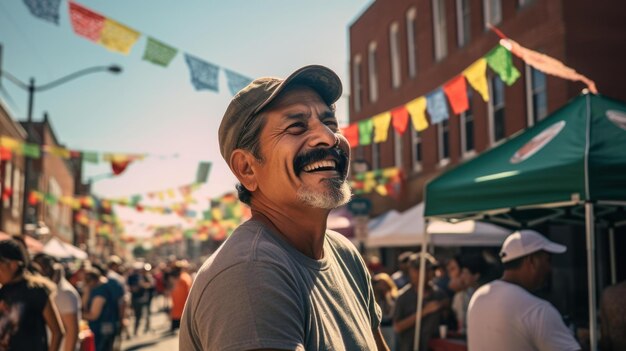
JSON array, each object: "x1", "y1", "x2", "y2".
[{"x1": 179, "y1": 65, "x2": 388, "y2": 351}]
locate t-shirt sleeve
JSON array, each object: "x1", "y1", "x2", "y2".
[
  {"x1": 524, "y1": 302, "x2": 580, "y2": 351},
  {"x1": 190, "y1": 261, "x2": 306, "y2": 351},
  {"x1": 56, "y1": 290, "x2": 79, "y2": 314}
]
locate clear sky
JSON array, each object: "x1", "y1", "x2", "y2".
[{"x1": 0, "y1": 0, "x2": 372, "y2": 229}]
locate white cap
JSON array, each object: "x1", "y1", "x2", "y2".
[{"x1": 499, "y1": 229, "x2": 566, "y2": 263}]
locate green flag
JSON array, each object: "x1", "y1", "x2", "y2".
[
  {"x1": 143, "y1": 37, "x2": 178, "y2": 67},
  {"x1": 485, "y1": 45, "x2": 520, "y2": 86},
  {"x1": 82, "y1": 152, "x2": 99, "y2": 163},
  {"x1": 196, "y1": 162, "x2": 212, "y2": 183},
  {"x1": 22, "y1": 143, "x2": 41, "y2": 158},
  {"x1": 358, "y1": 119, "x2": 374, "y2": 145}
]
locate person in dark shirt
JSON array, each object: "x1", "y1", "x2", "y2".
[
  {"x1": 82, "y1": 268, "x2": 118, "y2": 351},
  {"x1": 393, "y1": 253, "x2": 449, "y2": 351},
  {"x1": 0, "y1": 239, "x2": 64, "y2": 351}
]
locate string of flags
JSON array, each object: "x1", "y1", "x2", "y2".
[
  {"x1": 22, "y1": 0, "x2": 253, "y2": 95},
  {"x1": 342, "y1": 30, "x2": 597, "y2": 147},
  {"x1": 350, "y1": 167, "x2": 403, "y2": 197}
]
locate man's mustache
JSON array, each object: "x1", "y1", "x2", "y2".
[{"x1": 293, "y1": 147, "x2": 348, "y2": 178}]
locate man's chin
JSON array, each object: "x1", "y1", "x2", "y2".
[{"x1": 297, "y1": 181, "x2": 352, "y2": 210}]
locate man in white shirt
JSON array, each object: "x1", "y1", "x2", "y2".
[{"x1": 467, "y1": 229, "x2": 580, "y2": 351}]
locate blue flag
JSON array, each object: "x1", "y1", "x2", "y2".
[
  {"x1": 224, "y1": 69, "x2": 253, "y2": 96},
  {"x1": 184, "y1": 53, "x2": 219, "y2": 92},
  {"x1": 23, "y1": 0, "x2": 61, "y2": 24},
  {"x1": 426, "y1": 88, "x2": 450, "y2": 124}
]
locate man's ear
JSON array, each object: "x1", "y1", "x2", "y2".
[{"x1": 230, "y1": 149, "x2": 258, "y2": 192}]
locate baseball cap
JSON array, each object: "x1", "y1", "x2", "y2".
[
  {"x1": 218, "y1": 65, "x2": 343, "y2": 164},
  {"x1": 499, "y1": 229, "x2": 566, "y2": 263}
]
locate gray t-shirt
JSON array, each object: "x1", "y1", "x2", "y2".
[{"x1": 179, "y1": 220, "x2": 381, "y2": 351}]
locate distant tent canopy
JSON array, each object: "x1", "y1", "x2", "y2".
[{"x1": 366, "y1": 203, "x2": 511, "y2": 248}]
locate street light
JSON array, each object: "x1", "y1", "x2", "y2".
[{"x1": 0, "y1": 64, "x2": 123, "y2": 234}]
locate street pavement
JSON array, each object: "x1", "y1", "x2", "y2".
[{"x1": 121, "y1": 304, "x2": 179, "y2": 351}]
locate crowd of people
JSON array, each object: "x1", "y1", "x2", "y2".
[
  {"x1": 368, "y1": 249, "x2": 498, "y2": 351},
  {"x1": 0, "y1": 237, "x2": 193, "y2": 351}
]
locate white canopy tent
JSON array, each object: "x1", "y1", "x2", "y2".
[
  {"x1": 367, "y1": 203, "x2": 511, "y2": 247},
  {"x1": 43, "y1": 237, "x2": 88, "y2": 260}
]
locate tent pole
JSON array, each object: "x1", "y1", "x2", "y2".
[
  {"x1": 413, "y1": 220, "x2": 430, "y2": 351},
  {"x1": 609, "y1": 227, "x2": 616, "y2": 285},
  {"x1": 585, "y1": 202, "x2": 598, "y2": 351}
]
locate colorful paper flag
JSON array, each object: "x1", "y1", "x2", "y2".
[
  {"x1": 224, "y1": 69, "x2": 253, "y2": 96},
  {"x1": 23, "y1": 0, "x2": 62, "y2": 24},
  {"x1": 372, "y1": 112, "x2": 392, "y2": 143},
  {"x1": 443, "y1": 75, "x2": 469, "y2": 115},
  {"x1": 82, "y1": 151, "x2": 99, "y2": 163},
  {"x1": 406, "y1": 96, "x2": 428, "y2": 132},
  {"x1": 44, "y1": 145, "x2": 71, "y2": 159},
  {"x1": 184, "y1": 54, "x2": 220, "y2": 92},
  {"x1": 0, "y1": 137, "x2": 20, "y2": 151},
  {"x1": 0, "y1": 147, "x2": 12, "y2": 161},
  {"x1": 111, "y1": 159, "x2": 131, "y2": 175},
  {"x1": 391, "y1": 106, "x2": 409, "y2": 135},
  {"x1": 463, "y1": 58, "x2": 490, "y2": 102},
  {"x1": 195, "y1": 162, "x2": 212, "y2": 183},
  {"x1": 426, "y1": 88, "x2": 450, "y2": 124},
  {"x1": 68, "y1": 2, "x2": 105, "y2": 42},
  {"x1": 341, "y1": 124, "x2": 359, "y2": 148},
  {"x1": 142, "y1": 37, "x2": 178, "y2": 67},
  {"x1": 358, "y1": 119, "x2": 374, "y2": 145},
  {"x1": 501, "y1": 38, "x2": 597, "y2": 94},
  {"x1": 485, "y1": 45, "x2": 520, "y2": 86},
  {"x1": 22, "y1": 143, "x2": 41, "y2": 158},
  {"x1": 99, "y1": 18, "x2": 140, "y2": 55}
]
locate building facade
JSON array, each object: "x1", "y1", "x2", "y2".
[
  {"x1": 348, "y1": 0, "x2": 626, "y2": 215},
  {"x1": 0, "y1": 101, "x2": 27, "y2": 236}
]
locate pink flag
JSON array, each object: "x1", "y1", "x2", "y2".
[{"x1": 69, "y1": 2, "x2": 105, "y2": 42}]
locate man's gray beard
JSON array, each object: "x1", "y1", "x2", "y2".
[{"x1": 296, "y1": 178, "x2": 352, "y2": 209}]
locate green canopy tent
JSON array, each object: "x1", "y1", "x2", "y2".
[{"x1": 420, "y1": 93, "x2": 626, "y2": 351}]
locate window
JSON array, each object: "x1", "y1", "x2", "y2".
[
  {"x1": 371, "y1": 142, "x2": 380, "y2": 170},
  {"x1": 368, "y1": 42, "x2": 379, "y2": 103},
  {"x1": 438, "y1": 119, "x2": 450, "y2": 164},
  {"x1": 456, "y1": 0, "x2": 471, "y2": 47},
  {"x1": 389, "y1": 22, "x2": 402, "y2": 89},
  {"x1": 406, "y1": 7, "x2": 418, "y2": 78},
  {"x1": 460, "y1": 91, "x2": 475, "y2": 156},
  {"x1": 432, "y1": 0, "x2": 448, "y2": 61},
  {"x1": 352, "y1": 55, "x2": 363, "y2": 113},
  {"x1": 483, "y1": 0, "x2": 502, "y2": 29},
  {"x1": 525, "y1": 64, "x2": 548, "y2": 126},
  {"x1": 411, "y1": 129, "x2": 422, "y2": 172},
  {"x1": 489, "y1": 75, "x2": 506, "y2": 144},
  {"x1": 3, "y1": 162, "x2": 12, "y2": 209},
  {"x1": 394, "y1": 131, "x2": 403, "y2": 168}
]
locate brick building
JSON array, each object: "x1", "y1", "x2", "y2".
[
  {"x1": 0, "y1": 100, "x2": 27, "y2": 236},
  {"x1": 348, "y1": 0, "x2": 626, "y2": 215},
  {"x1": 22, "y1": 114, "x2": 76, "y2": 243}
]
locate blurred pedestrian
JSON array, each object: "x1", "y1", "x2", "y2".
[
  {"x1": 374, "y1": 273, "x2": 399, "y2": 350},
  {"x1": 392, "y1": 251, "x2": 413, "y2": 290},
  {"x1": 34, "y1": 253, "x2": 81, "y2": 351},
  {"x1": 393, "y1": 253, "x2": 448, "y2": 351},
  {"x1": 82, "y1": 268, "x2": 117, "y2": 351},
  {"x1": 599, "y1": 280, "x2": 626, "y2": 351},
  {"x1": 453, "y1": 253, "x2": 488, "y2": 335},
  {"x1": 467, "y1": 230, "x2": 580, "y2": 351},
  {"x1": 0, "y1": 239, "x2": 64, "y2": 351},
  {"x1": 127, "y1": 263, "x2": 153, "y2": 336},
  {"x1": 169, "y1": 261, "x2": 191, "y2": 333}
]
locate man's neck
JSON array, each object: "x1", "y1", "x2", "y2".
[
  {"x1": 251, "y1": 205, "x2": 329, "y2": 259},
  {"x1": 501, "y1": 270, "x2": 534, "y2": 292}
]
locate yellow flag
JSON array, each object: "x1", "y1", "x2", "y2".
[
  {"x1": 406, "y1": 96, "x2": 428, "y2": 132},
  {"x1": 463, "y1": 58, "x2": 489, "y2": 102},
  {"x1": 375, "y1": 184, "x2": 388, "y2": 196},
  {"x1": 46, "y1": 146, "x2": 71, "y2": 159},
  {"x1": 372, "y1": 112, "x2": 392, "y2": 143},
  {"x1": 99, "y1": 18, "x2": 140, "y2": 55},
  {"x1": 0, "y1": 137, "x2": 20, "y2": 151}
]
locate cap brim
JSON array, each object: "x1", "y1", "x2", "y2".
[
  {"x1": 543, "y1": 242, "x2": 567, "y2": 254},
  {"x1": 253, "y1": 65, "x2": 342, "y2": 114}
]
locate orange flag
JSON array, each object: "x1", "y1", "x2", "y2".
[
  {"x1": 341, "y1": 124, "x2": 359, "y2": 148},
  {"x1": 391, "y1": 106, "x2": 410, "y2": 134},
  {"x1": 443, "y1": 75, "x2": 469, "y2": 115}
]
